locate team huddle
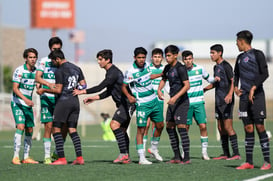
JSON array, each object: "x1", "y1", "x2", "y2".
[{"x1": 10, "y1": 30, "x2": 271, "y2": 170}]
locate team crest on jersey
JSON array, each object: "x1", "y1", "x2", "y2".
[{"x1": 243, "y1": 57, "x2": 249, "y2": 62}]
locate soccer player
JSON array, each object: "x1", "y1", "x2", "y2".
[
  {"x1": 37, "y1": 49, "x2": 86, "y2": 165},
  {"x1": 73, "y1": 49, "x2": 135, "y2": 164},
  {"x1": 158, "y1": 45, "x2": 191, "y2": 164},
  {"x1": 234, "y1": 30, "x2": 271, "y2": 170},
  {"x1": 11, "y1": 48, "x2": 39, "y2": 164},
  {"x1": 35, "y1": 37, "x2": 63, "y2": 164},
  {"x1": 143, "y1": 48, "x2": 165, "y2": 156},
  {"x1": 182, "y1": 50, "x2": 215, "y2": 160},
  {"x1": 204, "y1": 44, "x2": 240, "y2": 161},
  {"x1": 122, "y1": 47, "x2": 164, "y2": 164}
]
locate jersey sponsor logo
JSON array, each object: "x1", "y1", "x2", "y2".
[
  {"x1": 243, "y1": 57, "x2": 249, "y2": 62},
  {"x1": 137, "y1": 78, "x2": 142, "y2": 82}
]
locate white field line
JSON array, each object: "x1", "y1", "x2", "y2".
[{"x1": 243, "y1": 173, "x2": 273, "y2": 181}]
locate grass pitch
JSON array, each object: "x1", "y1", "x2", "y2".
[{"x1": 1, "y1": 121, "x2": 273, "y2": 181}]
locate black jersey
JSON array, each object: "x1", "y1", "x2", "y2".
[
  {"x1": 55, "y1": 62, "x2": 85, "y2": 101},
  {"x1": 234, "y1": 49, "x2": 269, "y2": 95},
  {"x1": 213, "y1": 60, "x2": 234, "y2": 106},
  {"x1": 162, "y1": 61, "x2": 189, "y2": 101},
  {"x1": 86, "y1": 64, "x2": 128, "y2": 108}
]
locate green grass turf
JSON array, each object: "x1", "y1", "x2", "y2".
[{"x1": 1, "y1": 121, "x2": 273, "y2": 181}]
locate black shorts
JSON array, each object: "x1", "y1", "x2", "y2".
[
  {"x1": 112, "y1": 102, "x2": 135, "y2": 129},
  {"x1": 53, "y1": 98, "x2": 80, "y2": 128},
  {"x1": 239, "y1": 91, "x2": 266, "y2": 125},
  {"x1": 166, "y1": 98, "x2": 189, "y2": 125},
  {"x1": 215, "y1": 102, "x2": 234, "y2": 120}
]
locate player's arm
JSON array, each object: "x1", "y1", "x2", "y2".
[
  {"x1": 35, "y1": 71, "x2": 52, "y2": 88},
  {"x1": 122, "y1": 83, "x2": 136, "y2": 104},
  {"x1": 203, "y1": 83, "x2": 214, "y2": 93},
  {"x1": 168, "y1": 80, "x2": 190, "y2": 105},
  {"x1": 73, "y1": 74, "x2": 114, "y2": 96},
  {"x1": 233, "y1": 56, "x2": 242, "y2": 97},
  {"x1": 224, "y1": 63, "x2": 234, "y2": 104},
  {"x1": 150, "y1": 73, "x2": 163, "y2": 80},
  {"x1": 37, "y1": 83, "x2": 63, "y2": 95},
  {"x1": 158, "y1": 79, "x2": 166, "y2": 100},
  {"x1": 13, "y1": 82, "x2": 34, "y2": 107}
]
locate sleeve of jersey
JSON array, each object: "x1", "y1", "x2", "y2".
[
  {"x1": 78, "y1": 67, "x2": 85, "y2": 82},
  {"x1": 254, "y1": 50, "x2": 269, "y2": 87},
  {"x1": 202, "y1": 66, "x2": 215, "y2": 83},
  {"x1": 54, "y1": 70, "x2": 63, "y2": 84},
  {"x1": 123, "y1": 70, "x2": 133, "y2": 84},
  {"x1": 178, "y1": 65, "x2": 188, "y2": 81},
  {"x1": 233, "y1": 58, "x2": 240, "y2": 87},
  {"x1": 162, "y1": 66, "x2": 169, "y2": 80},
  {"x1": 99, "y1": 90, "x2": 111, "y2": 100},
  {"x1": 37, "y1": 59, "x2": 45, "y2": 72},
  {"x1": 12, "y1": 68, "x2": 22, "y2": 83},
  {"x1": 223, "y1": 62, "x2": 234, "y2": 81},
  {"x1": 86, "y1": 73, "x2": 115, "y2": 94}
]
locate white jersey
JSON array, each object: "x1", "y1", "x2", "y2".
[
  {"x1": 123, "y1": 62, "x2": 156, "y2": 106},
  {"x1": 187, "y1": 64, "x2": 214, "y2": 105},
  {"x1": 37, "y1": 56, "x2": 57, "y2": 99},
  {"x1": 11, "y1": 64, "x2": 36, "y2": 107}
]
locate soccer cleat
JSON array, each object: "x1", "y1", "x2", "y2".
[
  {"x1": 213, "y1": 154, "x2": 228, "y2": 160},
  {"x1": 166, "y1": 157, "x2": 181, "y2": 164},
  {"x1": 50, "y1": 158, "x2": 67, "y2": 165},
  {"x1": 71, "y1": 156, "x2": 85, "y2": 165},
  {"x1": 44, "y1": 157, "x2": 52, "y2": 164},
  {"x1": 113, "y1": 154, "x2": 129, "y2": 163},
  {"x1": 122, "y1": 157, "x2": 131, "y2": 164},
  {"x1": 236, "y1": 162, "x2": 254, "y2": 170},
  {"x1": 139, "y1": 158, "x2": 152, "y2": 165},
  {"x1": 22, "y1": 157, "x2": 39, "y2": 164},
  {"x1": 202, "y1": 153, "x2": 210, "y2": 160},
  {"x1": 51, "y1": 152, "x2": 59, "y2": 160},
  {"x1": 12, "y1": 157, "x2": 21, "y2": 165},
  {"x1": 180, "y1": 159, "x2": 191, "y2": 165},
  {"x1": 227, "y1": 154, "x2": 241, "y2": 160},
  {"x1": 260, "y1": 162, "x2": 271, "y2": 170},
  {"x1": 148, "y1": 148, "x2": 163, "y2": 161}
]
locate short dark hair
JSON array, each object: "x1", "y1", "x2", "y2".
[
  {"x1": 48, "y1": 37, "x2": 63, "y2": 49},
  {"x1": 48, "y1": 49, "x2": 65, "y2": 60},
  {"x1": 236, "y1": 30, "x2": 253, "y2": 45},
  {"x1": 152, "y1": 48, "x2": 163, "y2": 56},
  {"x1": 182, "y1": 50, "x2": 193, "y2": 60},
  {"x1": 210, "y1": 44, "x2": 224, "y2": 56},
  {"x1": 97, "y1": 49, "x2": 113, "y2": 63},
  {"x1": 134, "y1": 47, "x2": 147, "y2": 57},
  {"x1": 23, "y1": 48, "x2": 38, "y2": 59},
  {"x1": 164, "y1": 45, "x2": 179, "y2": 55}
]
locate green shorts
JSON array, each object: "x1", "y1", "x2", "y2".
[
  {"x1": 186, "y1": 103, "x2": 207, "y2": 125},
  {"x1": 11, "y1": 101, "x2": 34, "y2": 128},
  {"x1": 40, "y1": 96, "x2": 55, "y2": 123},
  {"x1": 136, "y1": 98, "x2": 164, "y2": 127}
]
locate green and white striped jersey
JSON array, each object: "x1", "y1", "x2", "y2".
[
  {"x1": 123, "y1": 62, "x2": 156, "y2": 106},
  {"x1": 149, "y1": 63, "x2": 164, "y2": 94},
  {"x1": 187, "y1": 64, "x2": 214, "y2": 105},
  {"x1": 37, "y1": 56, "x2": 57, "y2": 99},
  {"x1": 12, "y1": 63, "x2": 36, "y2": 107}
]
